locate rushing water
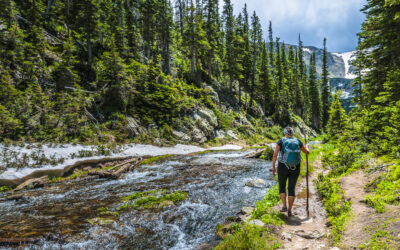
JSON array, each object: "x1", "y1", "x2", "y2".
[{"x1": 0, "y1": 150, "x2": 274, "y2": 249}]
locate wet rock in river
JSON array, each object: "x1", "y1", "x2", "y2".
[
  {"x1": 15, "y1": 176, "x2": 48, "y2": 191},
  {"x1": 245, "y1": 178, "x2": 267, "y2": 188}
]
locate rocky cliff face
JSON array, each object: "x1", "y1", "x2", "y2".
[
  {"x1": 301, "y1": 46, "x2": 357, "y2": 79},
  {"x1": 297, "y1": 45, "x2": 357, "y2": 111}
]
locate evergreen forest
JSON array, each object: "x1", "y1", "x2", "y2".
[{"x1": 0, "y1": 0, "x2": 330, "y2": 144}]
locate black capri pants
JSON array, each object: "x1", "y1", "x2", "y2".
[{"x1": 277, "y1": 161, "x2": 300, "y2": 196}]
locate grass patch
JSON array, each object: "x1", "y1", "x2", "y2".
[
  {"x1": 251, "y1": 185, "x2": 284, "y2": 225},
  {"x1": 118, "y1": 189, "x2": 188, "y2": 210},
  {"x1": 360, "y1": 219, "x2": 400, "y2": 249},
  {"x1": 215, "y1": 224, "x2": 280, "y2": 250},
  {"x1": 315, "y1": 173, "x2": 352, "y2": 244},
  {"x1": 0, "y1": 186, "x2": 12, "y2": 192},
  {"x1": 138, "y1": 155, "x2": 175, "y2": 166},
  {"x1": 363, "y1": 163, "x2": 400, "y2": 213},
  {"x1": 215, "y1": 185, "x2": 283, "y2": 249},
  {"x1": 87, "y1": 217, "x2": 114, "y2": 225},
  {"x1": 68, "y1": 170, "x2": 88, "y2": 180}
]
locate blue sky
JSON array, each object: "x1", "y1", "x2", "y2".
[{"x1": 224, "y1": 0, "x2": 366, "y2": 52}]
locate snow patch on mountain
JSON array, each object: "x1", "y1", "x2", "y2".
[{"x1": 332, "y1": 51, "x2": 357, "y2": 79}]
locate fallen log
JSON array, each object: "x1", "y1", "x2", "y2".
[
  {"x1": 0, "y1": 237, "x2": 40, "y2": 246},
  {"x1": 109, "y1": 157, "x2": 141, "y2": 171},
  {"x1": 87, "y1": 157, "x2": 140, "y2": 179},
  {"x1": 244, "y1": 149, "x2": 265, "y2": 159},
  {"x1": 15, "y1": 176, "x2": 48, "y2": 191}
]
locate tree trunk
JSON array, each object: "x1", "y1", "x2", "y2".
[{"x1": 87, "y1": 36, "x2": 92, "y2": 65}]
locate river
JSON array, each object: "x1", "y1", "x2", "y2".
[{"x1": 0, "y1": 149, "x2": 274, "y2": 249}]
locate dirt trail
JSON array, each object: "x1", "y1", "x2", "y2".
[
  {"x1": 340, "y1": 170, "x2": 377, "y2": 248},
  {"x1": 277, "y1": 160, "x2": 329, "y2": 250}
]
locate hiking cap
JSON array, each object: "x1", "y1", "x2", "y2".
[{"x1": 284, "y1": 127, "x2": 294, "y2": 136}]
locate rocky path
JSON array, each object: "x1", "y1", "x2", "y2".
[
  {"x1": 340, "y1": 170, "x2": 377, "y2": 248},
  {"x1": 277, "y1": 160, "x2": 329, "y2": 250}
]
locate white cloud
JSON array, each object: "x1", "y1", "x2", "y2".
[{"x1": 226, "y1": 0, "x2": 366, "y2": 51}]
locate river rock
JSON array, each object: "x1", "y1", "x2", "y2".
[
  {"x1": 294, "y1": 229, "x2": 324, "y2": 239},
  {"x1": 282, "y1": 232, "x2": 292, "y2": 241},
  {"x1": 240, "y1": 206, "x2": 254, "y2": 215},
  {"x1": 247, "y1": 219, "x2": 265, "y2": 227},
  {"x1": 245, "y1": 178, "x2": 267, "y2": 188},
  {"x1": 126, "y1": 117, "x2": 145, "y2": 138},
  {"x1": 15, "y1": 176, "x2": 48, "y2": 191}
]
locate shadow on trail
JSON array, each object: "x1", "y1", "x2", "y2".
[{"x1": 283, "y1": 214, "x2": 313, "y2": 226}]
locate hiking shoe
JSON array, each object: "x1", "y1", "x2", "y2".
[
  {"x1": 288, "y1": 211, "x2": 292, "y2": 217},
  {"x1": 280, "y1": 207, "x2": 288, "y2": 212}
]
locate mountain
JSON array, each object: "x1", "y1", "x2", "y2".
[{"x1": 297, "y1": 45, "x2": 357, "y2": 111}]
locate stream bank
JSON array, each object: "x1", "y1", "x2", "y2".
[{"x1": 0, "y1": 148, "x2": 274, "y2": 249}]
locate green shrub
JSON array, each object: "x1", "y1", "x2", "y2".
[
  {"x1": 315, "y1": 173, "x2": 352, "y2": 243},
  {"x1": 215, "y1": 224, "x2": 280, "y2": 250}
]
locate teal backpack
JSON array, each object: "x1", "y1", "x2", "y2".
[{"x1": 279, "y1": 138, "x2": 301, "y2": 170}]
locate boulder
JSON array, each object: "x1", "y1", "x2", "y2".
[
  {"x1": 196, "y1": 119, "x2": 214, "y2": 138},
  {"x1": 226, "y1": 130, "x2": 238, "y2": 140},
  {"x1": 247, "y1": 219, "x2": 265, "y2": 227},
  {"x1": 126, "y1": 117, "x2": 145, "y2": 138},
  {"x1": 215, "y1": 130, "x2": 227, "y2": 139},
  {"x1": 15, "y1": 176, "x2": 48, "y2": 191},
  {"x1": 204, "y1": 86, "x2": 220, "y2": 103},
  {"x1": 240, "y1": 206, "x2": 254, "y2": 215},
  {"x1": 245, "y1": 178, "x2": 267, "y2": 188},
  {"x1": 282, "y1": 232, "x2": 292, "y2": 241},
  {"x1": 197, "y1": 108, "x2": 218, "y2": 127},
  {"x1": 172, "y1": 130, "x2": 191, "y2": 142},
  {"x1": 191, "y1": 127, "x2": 207, "y2": 144},
  {"x1": 294, "y1": 229, "x2": 324, "y2": 239}
]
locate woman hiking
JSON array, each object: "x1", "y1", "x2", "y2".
[{"x1": 271, "y1": 127, "x2": 310, "y2": 217}]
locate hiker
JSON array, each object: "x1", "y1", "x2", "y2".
[{"x1": 272, "y1": 127, "x2": 310, "y2": 217}]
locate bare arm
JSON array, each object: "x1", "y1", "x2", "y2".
[
  {"x1": 272, "y1": 144, "x2": 280, "y2": 175},
  {"x1": 301, "y1": 144, "x2": 310, "y2": 154}
]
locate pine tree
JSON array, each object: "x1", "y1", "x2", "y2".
[
  {"x1": 259, "y1": 41, "x2": 273, "y2": 115},
  {"x1": 183, "y1": 1, "x2": 210, "y2": 83},
  {"x1": 98, "y1": 36, "x2": 130, "y2": 114},
  {"x1": 326, "y1": 92, "x2": 348, "y2": 137},
  {"x1": 223, "y1": 0, "x2": 234, "y2": 91},
  {"x1": 321, "y1": 37, "x2": 330, "y2": 129},
  {"x1": 124, "y1": 0, "x2": 140, "y2": 60},
  {"x1": 204, "y1": 0, "x2": 221, "y2": 78},
  {"x1": 158, "y1": 0, "x2": 173, "y2": 74},
  {"x1": 52, "y1": 37, "x2": 80, "y2": 91},
  {"x1": 241, "y1": 4, "x2": 252, "y2": 106},
  {"x1": 70, "y1": 0, "x2": 99, "y2": 66},
  {"x1": 268, "y1": 21, "x2": 274, "y2": 69},
  {"x1": 249, "y1": 11, "x2": 261, "y2": 108},
  {"x1": 293, "y1": 47, "x2": 304, "y2": 116},
  {"x1": 356, "y1": 0, "x2": 400, "y2": 106},
  {"x1": 309, "y1": 52, "x2": 322, "y2": 129}
]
